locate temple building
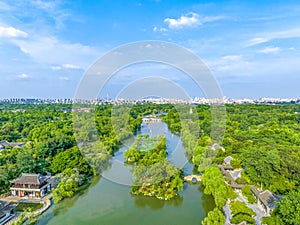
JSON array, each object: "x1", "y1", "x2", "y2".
[{"x1": 10, "y1": 173, "x2": 51, "y2": 198}]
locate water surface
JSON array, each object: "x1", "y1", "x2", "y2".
[{"x1": 38, "y1": 122, "x2": 214, "y2": 225}]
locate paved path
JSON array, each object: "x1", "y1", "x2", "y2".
[
  {"x1": 1, "y1": 194, "x2": 53, "y2": 225},
  {"x1": 236, "y1": 196, "x2": 265, "y2": 225},
  {"x1": 223, "y1": 200, "x2": 232, "y2": 225}
]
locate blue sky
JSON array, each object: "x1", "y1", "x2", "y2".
[{"x1": 1, "y1": 0, "x2": 300, "y2": 99}]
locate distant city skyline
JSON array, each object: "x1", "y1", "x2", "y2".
[{"x1": 1, "y1": 0, "x2": 300, "y2": 99}]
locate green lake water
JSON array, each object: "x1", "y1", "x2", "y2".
[{"x1": 37, "y1": 122, "x2": 215, "y2": 225}]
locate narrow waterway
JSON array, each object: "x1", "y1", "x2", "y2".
[{"x1": 37, "y1": 121, "x2": 215, "y2": 225}]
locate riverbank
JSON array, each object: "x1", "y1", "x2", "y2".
[
  {"x1": 36, "y1": 121, "x2": 215, "y2": 225},
  {"x1": 37, "y1": 170, "x2": 215, "y2": 225}
]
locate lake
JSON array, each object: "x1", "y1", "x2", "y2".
[{"x1": 37, "y1": 121, "x2": 214, "y2": 225}]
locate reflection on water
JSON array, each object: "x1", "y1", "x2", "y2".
[
  {"x1": 134, "y1": 195, "x2": 175, "y2": 210},
  {"x1": 133, "y1": 194, "x2": 183, "y2": 210},
  {"x1": 37, "y1": 122, "x2": 215, "y2": 225}
]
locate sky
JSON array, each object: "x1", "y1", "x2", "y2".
[{"x1": 1, "y1": 0, "x2": 300, "y2": 99}]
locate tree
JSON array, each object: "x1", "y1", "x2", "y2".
[
  {"x1": 242, "y1": 185, "x2": 256, "y2": 204},
  {"x1": 50, "y1": 147, "x2": 93, "y2": 176},
  {"x1": 53, "y1": 169, "x2": 85, "y2": 203},
  {"x1": 124, "y1": 147, "x2": 141, "y2": 163},
  {"x1": 276, "y1": 188, "x2": 300, "y2": 225},
  {"x1": 202, "y1": 208, "x2": 225, "y2": 225},
  {"x1": 230, "y1": 201, "x2": 256, "y2": 225},
  {"x1": 242, "y1": 147, "x2": 280, "y2": 189},
  {"x1": 202, "y1": 165, "x2": 236, "y2": 208}
]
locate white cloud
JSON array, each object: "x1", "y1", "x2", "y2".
[
  {"x1": 258, "y1": 46, "x2": 281, "y2": 54},
  {"x1": 59, "y1": 76, "x2": 70, "y2": 81},
  {"x1": 164, "y1": 12, "x2": 200, "y2": 29},
  {"x1": 221, "y1": 55, "x2": 244, "y2": 61},
  {"x1": 52, "y1": 64, "x2": 81, "y2": 70},
  {"x1": 247, "y1": 27, "x2": 300, "y2": 46},
  {"x1": 247, "y1": 37, "x2": 269, "y2": 46},
  {"x1": 206, "y1": 55, "x2": 252, "y2": 75},
  {"x1": 51, "y1": 66, "x2": 61, "y2": 70},
  {"x1": 153, "y1": 26, "x2": 168, "y2": 32},
  {"x1": 0, "y1": 26, "x2": 28, "y2": 38},
  {"x1": 12, "y1": 36, "x2": 99, "y2": 68},
  {"x1": 62, "y1": 64, "x2": 81, "y2": 69},
  {"x1": 28, "y1": 0, "x2": 69, "y2": 29},
  {"x1": 17, "y1": 73, "x2": 30, "y2": 79}
]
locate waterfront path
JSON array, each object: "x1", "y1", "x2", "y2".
[{"x1": 1, "y1": 193, "x2": 53, "y2": 225}]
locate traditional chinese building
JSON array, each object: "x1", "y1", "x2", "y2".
[
  {"x1": 250, "y1": 186, "x2": 281, "y2": 216},
  {"x1": 0, "y1": 140, "x2": 25, "y2": 152},
  {"x1": 10, "y1": 173, "x2": 51, "y2": 198}
]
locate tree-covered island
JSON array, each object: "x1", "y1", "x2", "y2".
[{"x1": 124, "y1": 134, "x2": 183, "y2": 200}]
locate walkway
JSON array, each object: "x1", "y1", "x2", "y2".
[
  {"x1": 223, "y1": 200, "x2": 232, "y2": 225},
  {"x1": 220, "y1": 165, "x2": 265, "y2": 225},
  {"x1": 236, "y1": 195, "x2": 265, "y2": 225},
  {"x1": 183, "y1": 175, "x2": 202, "y2": 183}
]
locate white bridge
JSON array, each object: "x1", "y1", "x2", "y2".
[
  {"x1": 184, "y1": 175, "x2": 202, "y2": 183},
  {"x1": 142, "y1": 117, "x2": 162, "y2": 124}
]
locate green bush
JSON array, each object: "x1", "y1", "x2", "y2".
[
  {"x1": 236, "y1": 177, "x2": 248, "y2": 185},
  {"x1": 230, "y1": 200, "x2": 256, "y2": 225},
  {"x1": 242, "y1": 185, "x2": 256, "y2": 204}
]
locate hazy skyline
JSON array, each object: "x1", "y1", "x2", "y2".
[{"x1": 1, "y1": 0, "x2": 300, "y2": 99}]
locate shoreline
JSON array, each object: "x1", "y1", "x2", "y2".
[{"x1": 0, "y1": 193, "x2": 53, "y2": 225}]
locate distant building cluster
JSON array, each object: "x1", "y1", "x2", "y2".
[{"x1": 0, "y1": 97, "x2": 300, "y2": 105}]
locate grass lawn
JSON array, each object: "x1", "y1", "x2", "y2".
[{"x1": 14, "y1": 202, "x2": 43, "y2": 212}]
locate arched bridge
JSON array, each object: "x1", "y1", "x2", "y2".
[{"x1": 184, "y1": 175, "x2": 202, "y2": 183}]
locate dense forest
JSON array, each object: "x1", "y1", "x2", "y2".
[
  {"x1": 163, "y1": 104, "x2": 300, "y2": 225},
  {"x1": 0, "y1": 103, "x2": 299, "y2": 224},
  {"x1": 0, "y1": 104, "x2": 148, "y2": 202}
]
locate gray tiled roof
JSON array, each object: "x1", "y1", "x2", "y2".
[
  {"x1": 250, "y1": 185, "x2": 260, "y2": 198},
  {"x1": 0, "y1": 141, "x2": 10, "y2": 148},
  {"x1": 250, "y1": 186, "x2": 280, "y2": 209},
  {"x1": 224, "y1": 156, "x2": 233, "y2": 165},
  {"x1": 259, "y1": 190, "x2": 279, "y2": 209},
  {"x1": 10, "y1": 173, "x2": 47, "y2": 185},
  {"x1": 0, "y1": 140, "x2": 25, "y2": 150}
]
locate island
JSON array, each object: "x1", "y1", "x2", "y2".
[{"x1": 124, "y1": 134, "x2": 183, "y2": 200}]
